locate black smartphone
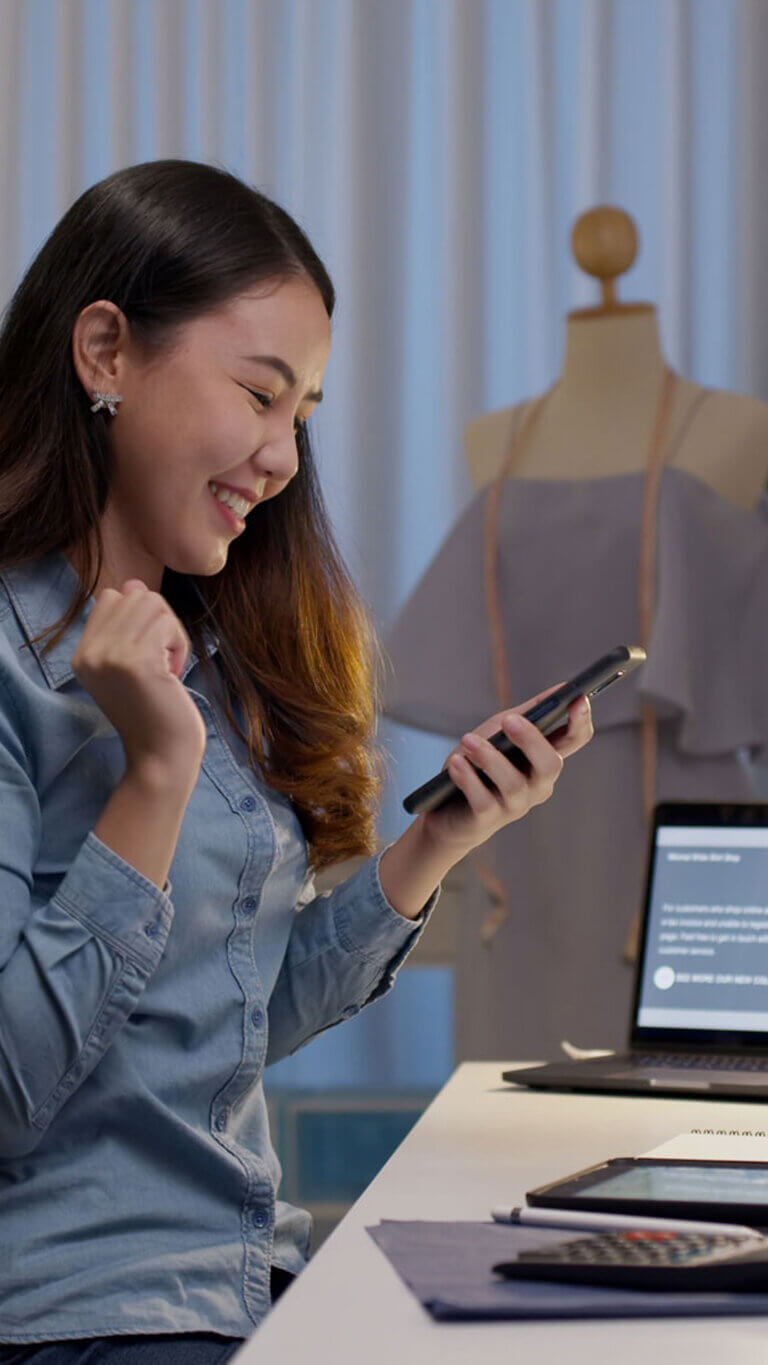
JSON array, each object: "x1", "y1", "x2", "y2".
[{"x1": 402, "y1": 644, "x2": 646, "y2": 816}]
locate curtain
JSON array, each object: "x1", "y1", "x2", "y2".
[{"x1": 0, "y1": 0, "x2": 765, "y2": 1083}]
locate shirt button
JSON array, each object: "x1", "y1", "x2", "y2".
[
  {"x1": 242, "y1": 897, "x2": 257, "y2": 915},
  {"x1": 252, "y1": 1208, "x2": 268, "y2": 1229},
  {"x1": 214, "y1": 1111, "x2": 228, "y2": 1132},
  {"x1": 251, "y1": 1007, "x2": 264, "y2": 1027},
  {"x1": 240, "y1": 796, "x2": 256, "y2": 812},
  {"x1": 143, "y1": 921, "x2": 160, "y2": 939}
]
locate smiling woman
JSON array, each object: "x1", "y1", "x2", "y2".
[
  {"x1": 0, "y1": 160, "x2": 382, "y2": 871},
  {"x1": 0, "y1": 159, "x2": 592, "y2": 1361}
]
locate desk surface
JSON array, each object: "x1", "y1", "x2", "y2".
[{"x1": 236, "y1": 1063, "x2": 768, "y2": 1363}]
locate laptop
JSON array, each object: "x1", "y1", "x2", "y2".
[{"x1": 503, "y1": 801, "x2": 768, "y2": 1099}]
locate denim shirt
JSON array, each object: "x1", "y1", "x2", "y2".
[{"x1": 0, "y1": 551, "x2": 437, "y2": 1343}]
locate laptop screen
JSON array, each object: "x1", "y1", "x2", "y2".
[{"x1": 633, "y1": 806, "x2": 768, "y2": 1044}]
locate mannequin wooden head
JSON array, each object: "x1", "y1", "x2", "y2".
[
  {"x1": 463, "y1": 208, "x2": 768, "y2": 508},
  {"x1": 570, "y1": 206, "x2": 652, "y2": 319}
]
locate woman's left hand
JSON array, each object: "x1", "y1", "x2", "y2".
[{"x1": 419, "y1": 688, "x2": 594, "y2": 862}]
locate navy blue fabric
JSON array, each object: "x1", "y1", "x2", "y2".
[
  {"x1": 368, "y1": 1220, "x2": 768, "y2": 1320},
  {"x1": 0, "y1": 1334, "x2": 243, "y2": 1363}
]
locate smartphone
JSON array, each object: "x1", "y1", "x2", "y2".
[{"x1": 402, "y1": 644, "x2": 646, "y2": 816}]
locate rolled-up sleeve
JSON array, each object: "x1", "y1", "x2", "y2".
[
  {"x1": 265, "y1": 845, "x2": 440, "y2": 1065},
  {"x1": 0, "y1": 680, "x2": 174, "y2": 1158}
]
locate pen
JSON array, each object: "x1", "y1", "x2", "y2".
[{"x1": 491, "y1": 1206, "x2": 762, "y2": 1238}]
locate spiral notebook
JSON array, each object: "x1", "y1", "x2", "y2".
[{"x1": 642, "y1": 1129, "x2": 768, "y2": 1162}]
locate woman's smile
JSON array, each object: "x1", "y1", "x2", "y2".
[{"x1": 207, "y1": 480, "x2": 247, "y2": 533}]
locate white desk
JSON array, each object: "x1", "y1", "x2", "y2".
[{"x1": 235, "y1": 1063, "x2": 768, "y2": 1363}]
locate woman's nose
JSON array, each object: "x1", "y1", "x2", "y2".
[{"x1": 252, "y1": 426, "x2": 299, "y2": 484}]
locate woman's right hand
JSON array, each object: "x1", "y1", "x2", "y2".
[{"x1": 71, "y1": 579, "x2": 208, "y2": 782}]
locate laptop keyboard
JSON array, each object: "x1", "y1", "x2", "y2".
[{"x1": 634, "y1": 1053, "x2": 768, "y2": 1072}]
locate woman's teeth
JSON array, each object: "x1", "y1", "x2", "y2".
[{"x1": 208, "y1": 482, "x2": 254, "y2": 518}]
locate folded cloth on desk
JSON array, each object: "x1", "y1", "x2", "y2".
[{"x1": 367, "y1": 1221, "x2": 768, "y2": 1321}]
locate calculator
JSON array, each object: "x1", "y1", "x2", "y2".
[{"x1": 493, "y1": 1230, "x2": 768, "y2": 1292}]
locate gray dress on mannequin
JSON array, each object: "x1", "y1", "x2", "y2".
[{"x1": 384, "y1": 467, "x2": 768, "y2": 1062}]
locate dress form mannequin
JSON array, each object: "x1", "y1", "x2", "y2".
[
  {"x1": 384, "y1": 207, "x2": 768, "y2": 1063},
  {"x1": 465, "y1": 208, "x2": 768, "y2": 509}
]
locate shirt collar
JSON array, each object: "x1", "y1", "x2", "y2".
[{"x1": 1, "y1": 550, "x2": 220, "y2": 691}]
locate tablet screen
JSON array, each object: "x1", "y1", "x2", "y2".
[{"x1": 581, "y1": 1163, "x2": 768, "y2": 1206}]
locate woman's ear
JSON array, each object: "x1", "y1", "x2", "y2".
[{"x1": 71, "y1": 300, "x2": 129, "y2": 400}]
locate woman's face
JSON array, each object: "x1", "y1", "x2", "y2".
[{"x1": 70, "y1": 275, "x2": 331, "y2": 592}]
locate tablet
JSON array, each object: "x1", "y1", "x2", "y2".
[{"x1": 527, "y1": 1158, "x2": 768, "y2": 1225}]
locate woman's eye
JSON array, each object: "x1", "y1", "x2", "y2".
[{"x1": 245, "y1": 387, "x2": 306, "y2": 436}]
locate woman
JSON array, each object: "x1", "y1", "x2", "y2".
[{"x1": 0, "y1": 160, "x2": 592, "y2": 1362}]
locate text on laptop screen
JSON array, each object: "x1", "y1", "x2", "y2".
[{"x1": 636, "y1": 825, "x2": 768, "y2": 1032}]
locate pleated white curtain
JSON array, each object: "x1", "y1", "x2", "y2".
[
  {"x1": 3, "y1": 0, "x2": 765, "y2": 628},
  {"x1": 1, "y1": 0, "x2": 767, "y2": 1082}
]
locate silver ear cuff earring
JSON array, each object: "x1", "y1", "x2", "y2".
[{"x1": 90, "y1": 390, "x2": 123, "y2": 417}]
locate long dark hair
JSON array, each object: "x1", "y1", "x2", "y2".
[{"x1": 0, "y1": 159, "x2": 386, "y2": 869}]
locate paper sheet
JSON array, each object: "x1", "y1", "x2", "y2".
[
  {"x1": 560, "y1": 1039, "x2": 615, "y2": 1060},
  {"x1": 641, "y1": 1129, "x2": 768, "y2": 1162}
]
